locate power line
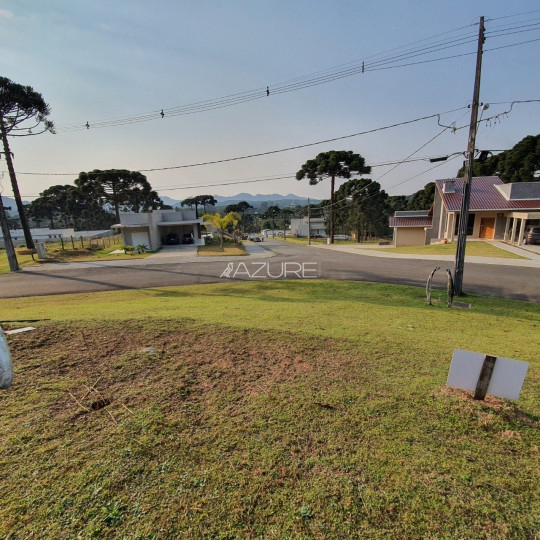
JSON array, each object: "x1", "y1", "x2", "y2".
[{"x1": 54, "y1": 24, "x2": 486, "y2": 133}]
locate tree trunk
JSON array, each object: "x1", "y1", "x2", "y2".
[
  {"x1": 0, "y1": 194, "x2": 19, "y2": 271},
  {"x1": 220, "y1": 231, "x2": 224, "y2": 251},
  {"x1": 0, "y1": 114, "x2": 35, "y2": 249}
]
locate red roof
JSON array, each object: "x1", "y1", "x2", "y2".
[
  {"x1": 437, "y1": 177, "x2": 540, "y2": 212},
  {"x1": 389, "y1": 216, "x2": 433, "y2": 228}
]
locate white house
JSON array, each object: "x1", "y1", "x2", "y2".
[
  {"x1": 289, "y1": 217, "x2": 327, "y2": 237},
  {"x1": 115, "y1": 209, "x2": 203, "y2": 250}
]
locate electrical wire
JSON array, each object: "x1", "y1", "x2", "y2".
[{"x1": 53, "y1": 24, "x2": 487, "y2": 133}]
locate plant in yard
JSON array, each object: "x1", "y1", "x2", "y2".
[
  {"x1": 121, "y1": 244, "x2": 134, "y2": 254},
  {"x1": 135, "y1": 244, "x2": 146, "y2": 254},
  {"x1": 201, "y1": 212, "x2": 241, "y2": 252}
]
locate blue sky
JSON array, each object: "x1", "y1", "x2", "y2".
[{"x1": 1, "y1": 1, "x2": 539, "y2": 203}]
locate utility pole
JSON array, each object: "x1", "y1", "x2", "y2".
[
  {"x1": 307, "y1": 197, "x2": 311, "y2": 245},
  {"x1": 454, "y1": 16, "x2": 485, "y2": 296},
  {"x1": 0, "y1": 195, "x2": 19, "y2": 271}
]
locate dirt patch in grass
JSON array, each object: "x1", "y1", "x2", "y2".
[{"x1": 2, "y1": 318, "x2": 539, "y2": 539}]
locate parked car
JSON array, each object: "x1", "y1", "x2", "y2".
[
  {"x1": 165, "y1": 233, "x2": 180, "y2": 245},
  {"x1": 251, "y1": 236, "x2": 264, "y2": 242},
  {"x1": 525, "y1": 226, "x2": 540, "y2": 245},
  {"x1": 182, "y1": 233, "x2": 194, "y2": 244},
  {"x1": 202, "y1": 233, "x2": 214, "y2": 241}
]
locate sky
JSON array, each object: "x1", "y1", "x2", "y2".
[{"x1": 1, "y1": 0, "x2": 539, "y2": 204}]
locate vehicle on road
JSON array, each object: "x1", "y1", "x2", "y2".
[
  {"x1": 165, "y1": 233, "x2": 180, "y2": 245},
  {"x1": 525, "y1": 226, "x2": 540, "y2": 245}
]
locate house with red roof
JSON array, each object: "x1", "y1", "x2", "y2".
[{"x1": 390, "y1": 177, "x2": 540, "y2": 247}]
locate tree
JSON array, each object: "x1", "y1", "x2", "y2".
[
  {"x1": 263, "y1": 205, "x2": 280, "y2": 232},
  {"x1": 457, "y1": 134, "x2": 540, "y2": 182},
  {"x1": 296, "y1": 151, "x2": 370, "y2": 243},
  {"x1": 334, "y1": 179, "x2": 390, "y2": 241},
  {"x1": 182, "y1": 195, "x2": 218, "y2": 218},
  {"x1": 75, "y1": 169, "x2": 163, "y2": 223},
  {"x1": 27, "y1": 185, "x2": 68, "y2": 229},
  {"x1": 0, "y1": 77, "x2": 54, "y2": 250},
  {"x1": 407, "y1": 182, "x2": 435, "y2": 210},
  {"x1": 201, "y1": 212, "x2": 241, "y2": 251}
]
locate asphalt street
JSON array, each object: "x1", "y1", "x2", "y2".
[{"x1": 1, "y1": 239, "x2": 539, "y2": 302}]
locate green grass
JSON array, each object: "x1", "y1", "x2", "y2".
[
  {"x1": 197, "y1": 240, "x2": 248, "y2": 256},
  {"x1": 1, "y1": 281, "x2": 539, "y2": 539},
  {"x1": 0, "y1": 238, "x2": 150, "y2": 273},
  {"x1": 272, "y1": 236, "x2": 369, "y2": 246},
  {"x1": 376, "y1": 241, "x2": 528, "y2": 259},
  {"x1": 0, "y1": 249, "x2": 36, "y2": 272}
]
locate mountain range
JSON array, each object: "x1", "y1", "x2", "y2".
[
  {"x1": 160, "y1": 193, "x2": 321, "y2": 209},
  {"x1": 1, "y1": 193, "x2": 321, "y2": 217}
]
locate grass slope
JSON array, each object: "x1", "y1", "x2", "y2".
[
  {"x1": 376, "y1": 241, "x2": 528, "y2": 259},
  {"x1": 1, "y1": 281, "x2": 539, "y2": 539}
]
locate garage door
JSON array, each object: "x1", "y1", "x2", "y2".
[{"x1": 131, "y1": 231, "x2": 150, "y2": 248}]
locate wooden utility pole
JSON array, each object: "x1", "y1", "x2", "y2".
[
  {"x1": 454, "y1": 16, "x2": 485, "y2": 296},
  {"x1": 0, "y1": 195, "x2": 19, "y2": 271},
  {"x1": 307, "y1": 197, "x2": 311, "y2": 245}
]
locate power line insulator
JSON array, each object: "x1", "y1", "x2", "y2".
[{"x1": 161, "y1": 109, "x2": 165, "y2": 118}]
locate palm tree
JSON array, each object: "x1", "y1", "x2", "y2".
[{"x1": 201, "y1": 211, "x2": 241, "y2": 251}]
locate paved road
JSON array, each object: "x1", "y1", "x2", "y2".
[{"x1": 1, "y1": 239, "x2": 539, "y2": 302}]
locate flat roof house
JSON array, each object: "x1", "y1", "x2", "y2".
[
  {"x1": 290, "y1": 217, "x2": 327, "y2": 238},
  {"x1": 115, "y1": 209, "x2": 203, "y2": 251}
]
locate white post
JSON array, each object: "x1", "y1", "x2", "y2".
[
  {"x1": 517, "y1": 219, "x2": 526, "y2": 246},
  {"x1": 0, "y1": 327, "x2": 13, "y2": 389},
  {"x1": 503, "y1": 217, "x2": 510, "y2": 242},
  {"x1": 510, "y1": 219, "x2": 518, "y2": 244}
]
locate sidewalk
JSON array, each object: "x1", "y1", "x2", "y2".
[{"x1": 311, "y1": 241, "x2": 540, "y2": 268}]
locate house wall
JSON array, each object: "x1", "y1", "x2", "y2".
[
  {"x1": 395, "y1": 228, "x2": 427, "y2": 247},
  {"x1": 122, "y1": 227, "x2": 150, "y2": 248},
  {"x1": 427, "y1": 191, "x2": 444, "y2": 243}
]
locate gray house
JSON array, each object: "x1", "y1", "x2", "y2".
[{"x1": 115, "y1": 209, "x2": 203, "y2": 251}]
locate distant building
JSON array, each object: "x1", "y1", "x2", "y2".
[
  {"x1": 290, "y1": 217, "x2": 327, "y2": 238},
  {"x1": 0, "y1": 227, "x2": 75, "y2": 248},
  {"x1": 115, "y1": 209, "x2": 203, "y2": 250},
  {"x1": 389, "y1": 211, "x2": 432, "y2": 247}
]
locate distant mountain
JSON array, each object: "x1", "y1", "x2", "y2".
[
  {"x1": 1, "y1": 196, "x2": 30, "y2": 216},
  {"x1": 159, "y1": 193, "x2": 320, "y2": 209}
]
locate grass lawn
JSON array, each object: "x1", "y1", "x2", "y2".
[
  {"x1": 375, "y1": 241, "x2": 528, "y2": 259},
  {"x1": 272, "y1": 236, "x2": 370, "y2": 246},
  {"x1": 1, "y1": 281, "x2": 539, "y2": 539},
  {"x1": 0, "y1": 238, "x2": 151, "y2": 273},
  {"x1": 198, "y1": 240, "x2": 247, "y2": 256}
]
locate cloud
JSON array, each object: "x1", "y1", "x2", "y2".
[{"x1": 0, "y1": 9, "x2": 13, "y2": 19}]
